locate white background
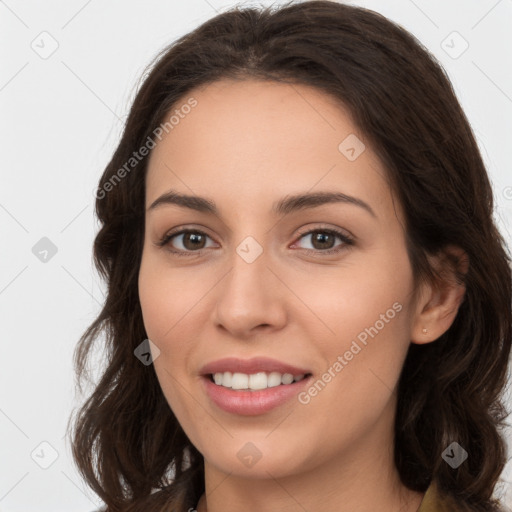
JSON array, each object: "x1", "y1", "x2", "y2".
[{"x1": 1, "y1": 1, "x2": 511, "y2": 511}]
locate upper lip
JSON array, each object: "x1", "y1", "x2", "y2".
[{"x1": 199, "y1": 357, "x2": 311, "y2": 376}]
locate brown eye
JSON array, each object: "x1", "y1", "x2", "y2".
[
  {"x1": 294, "y1": 228, "x2": 353, "y2": 254},
  {"x1": 308, "y1": 231, "x2": 337, "y2": 250},
  {"x1": 180, "y1": 232, "x2": 207, "y2": 250},
  {"x1": 158, "y1": 229, "x2": 216, "y2": 254}
]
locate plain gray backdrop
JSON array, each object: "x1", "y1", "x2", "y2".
[{"x1": 1, "y1": 1, "x2": 511, "y2": 510}]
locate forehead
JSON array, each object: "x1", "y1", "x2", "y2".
[{"x1": 145, "y1": 78, "x2": 395, "y2": 219}]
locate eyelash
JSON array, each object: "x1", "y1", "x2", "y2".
[{"x1": 156, "y1": 226, "x2": 354, "y2": 257}]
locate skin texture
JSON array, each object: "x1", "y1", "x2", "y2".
[{"x1": 138, "y1": 79, "x2": 466, "y2": 512}]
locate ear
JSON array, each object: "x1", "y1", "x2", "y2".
[{"x1": 411, "y1": 245, "x2": 468, "y2": 344}]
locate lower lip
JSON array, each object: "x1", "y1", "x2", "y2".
[{"x1": 202, "y1": 375, "x2": 312, "y2": 416}]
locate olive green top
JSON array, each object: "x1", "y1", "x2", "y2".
[
  {"x1": 192, "y1": 481, "x2": 454, "y2": 512},
  {"x1": 417, "y1": 481, "x2": 453, "y2": 512}
]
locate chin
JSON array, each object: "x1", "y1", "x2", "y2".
[{"x1": 202, "y1": 440, "x2": 313, "y2": 480}]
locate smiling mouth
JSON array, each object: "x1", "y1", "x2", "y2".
[{"x1": 207, "y1": 371, "x2": 313, "y2": 391}]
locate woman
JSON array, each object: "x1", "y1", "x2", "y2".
[{"x1": 69, "y1": 1, "x2": 512, "y2": 511}]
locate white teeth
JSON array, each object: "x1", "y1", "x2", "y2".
[
  {"x1": 267, "y1": 372, "x2": 282, "y2": 388},
  {"x1": 222, "y1": 372, "x2": 232, "y2": 387},
  {"x1": 249, "y1": 372, "x2": 268, "y2": 390},
  {"x1": 281, "y1": 373, "x2": 294, "y2": 385},
  {"x1": 211, "y1": 371, "x2": 308, "y2": 390},
  {"x1": 231, "y1": 373, "x2": 248, "y2": 390}
]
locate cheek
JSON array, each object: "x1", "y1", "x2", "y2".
[
  {"x1": 138, "y1": 256, "x2": 191, "y2": 404},
  {"x1": 290, "y1": 251, "x2": 413, "y2": 347},
  {"x1": 138, "y1": 255, "x2": 199, "y2": 419},
  {"x1": 327, "y1": 263, "x2": 411, "y2": 391},
  {"x1": 138, "y1": 250, "x2": 221, "y2": 415},
  {"x1": 287, "y1": 247, "x2": 414, "y2": 417},
  {"x1": 138, "y1": 250, "x2": 212, "y2": 346}
]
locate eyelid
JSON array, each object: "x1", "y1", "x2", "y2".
[{"x1": 294, "y1": 224, "x2": 354, "y2": 242}]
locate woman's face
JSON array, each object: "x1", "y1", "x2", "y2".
[{"x1": 138, "y1": 78, "x2": 424, "y2": 480}]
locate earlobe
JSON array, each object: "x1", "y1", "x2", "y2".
[{"x1": 411, "y1": 245, "x2": 468, "y2": 344}]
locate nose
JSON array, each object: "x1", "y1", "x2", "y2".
[{"x1": 211, "y1": 245, "x2": 288, "y2": 339}]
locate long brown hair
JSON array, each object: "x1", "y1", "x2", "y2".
[{"x1": 68, "y1": 1, "x2": 512, "y2": 511}]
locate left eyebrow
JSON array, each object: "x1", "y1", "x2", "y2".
[
  {"x1": 148, "y1": 189, "x2": 376, "y2": 218},
  {"x1": 273, "y1": 191, "x2": 376, "y2": 218}
]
